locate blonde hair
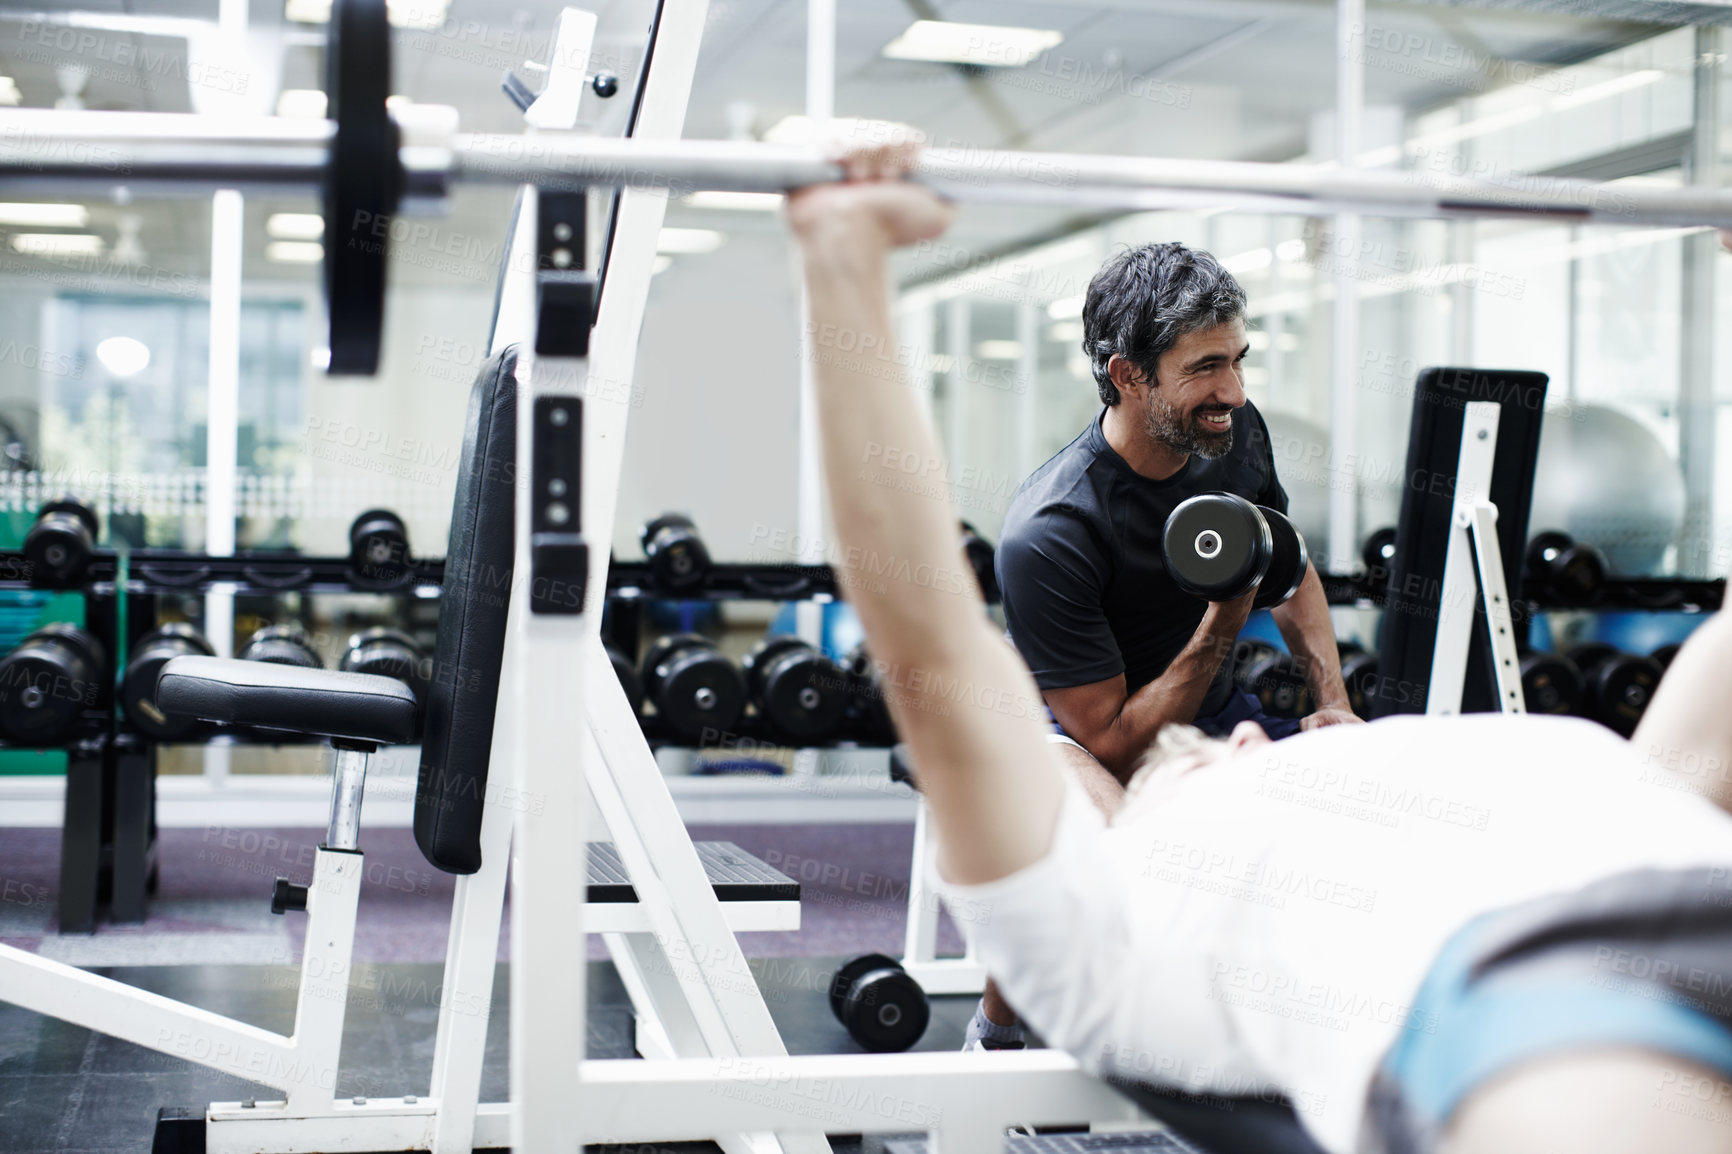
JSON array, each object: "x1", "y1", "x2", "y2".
[{"x1": 1117, "y1": 724, "x2": 1226, "y2": 821}]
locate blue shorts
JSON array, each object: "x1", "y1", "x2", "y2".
[
  {"x1": 1044, "y1": 690, "x2": 1302, "y2": 746},
  {"x1": 1365, "y1": 867, "x2": 1732, "y2": 1154}
]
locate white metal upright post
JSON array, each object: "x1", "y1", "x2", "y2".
[{"x1": 1328, "y1": 0, "x2": 1362, "y2": 574}]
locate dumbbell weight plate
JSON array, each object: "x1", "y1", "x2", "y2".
[
  {"x1": 1241, "y1": 653, "x2": 1311, "y2": 719},
  {"x1": 829, "y1": 952, "x2": 902, "y2": 1022},
  {"x1": 1162, "y1": 494, "x2": 1269, "y2": 602},
  {"x1": 1587, "y1": 654, "x2": 1662, "y2": 738},
  {"x1": 242, "y1": 625, "x2": 323, "y2": 668},
  {"x1": 840, "y1": 965, "x2": 930, "y2": 1053},
  {"x1": 1518, "y1": 652, "x2": 1584, "y2": 716},
  {"x1": 349, "y1": 509, "x2": 412, "y2": 586},
  {"x1": 640, "y1": 632, "x2": 711, "y2": 704},
  {"x1": 745, "y1": 636, "x2": 848, "y2": 744},
  {"x1": 1252, "y1": 506, "x2": 1309, "y2": 611},
  {"x1": 1525, "y1": 531, "x2": 1606, "y2": 602},
  {"x1": 843, "y1": 644, "x2": 897, "y2": 745},
  {"x1": 641, "y1": 514, "x2": 711, "y2": 592},
  {"x1": 123, "y1": 623, "x2": 215, "y2": 739},
  {"x1": 1361, "y1": 527, "x2": 1397, "y2": 576},
  {"x1": 1652, "y1": 643, "x2": 1681, "y2": 674},
  {"x1": 25, "y1": 499, "x2": 99, "y2": 588},
  {"x1": 0, "y1": 625, "x2": 107, "y2": 744},
  {"x1": 608, "y1": 645, "x2": 644, "y2": 716},
  {"x1": 1339, "y1": 650, "x2": 1379, "y2": 720},
  {"x1": 643, "y1": 635, "x2": 746, "y2": 742}
]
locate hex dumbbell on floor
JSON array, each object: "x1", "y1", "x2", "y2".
[
  {"x1": 0, "y1": 624, "x2": 106, "y2": 744},
  {"x1": 742, "y1": 635, "x2": 848, "y2": 745},
  {"x1": 829, "y1": 953, "x2": 929, "y2": 1053},
  {"x1": 640, "y1": 634, "x2": 746, "y2": 743},
  {"x1": 123, "y1": 623, "x2": 215, "y2": 740},
  {"x1": 1163, "y1": 493, "x2": 1308, "y2": 609}
]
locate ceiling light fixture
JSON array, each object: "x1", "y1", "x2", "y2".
[{"x1": 883, "y1": 20, "x2": 1063, "y2": 68}]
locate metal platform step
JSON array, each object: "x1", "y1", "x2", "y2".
[
  {"x1": 585, "y1": 840, "x2": 799, "y2": 903},
  {"x1": 886, "y1": 1131, "x2": 1202, "y2": 1154}
]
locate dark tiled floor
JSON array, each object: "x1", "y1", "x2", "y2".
[{"x1": 0, "y1": 958, "x2": 979, "y2": 1153}]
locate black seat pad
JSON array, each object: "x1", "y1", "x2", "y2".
[
  {"x1": 412, "y1": 346, "x2": 517, "y2": 874},
  {"x1": 157, "y1": 655, "x2": 418, "y2": 746}
]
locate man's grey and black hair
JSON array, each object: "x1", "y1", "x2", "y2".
[{"x1": 1081, "y1": 242, "x2": 1248, "y2": 406}]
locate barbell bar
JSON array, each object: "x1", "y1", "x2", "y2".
[{"x1": 5, "y1": 0, "x2": 1731, "y2": 376}]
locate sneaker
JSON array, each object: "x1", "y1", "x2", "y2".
[{"x1": 963, "y1": 998, "x2": 1026, "y2": 1051}]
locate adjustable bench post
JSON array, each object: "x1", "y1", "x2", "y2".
[{"x1": 326, "y1": 742, "x2": 373, "y2": 851}]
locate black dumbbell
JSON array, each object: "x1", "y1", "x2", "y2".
[
  {"x1": 1338, "y1": 643, "x2": 1380, "y2": 720},
  {"x1": 960, "y1": 522, "x2": 999, "y2": 603},
  {"x1": 743, "y1": 635, "x2": 849, "y2": 745},
  {"x1": 123, "y1": 623, "x2": 215, "y2": 740},
  {"x1": 1361, "y1": 527, "x2": 1397, "y2": 577},
  {"x1": 1239, "y1": 651, "x2": 1311, "y2": 720},
  {"x1": 0, "y1": 624, "x2": 106, "y2": 745},
  {"x1": 349, "y1": 509, "x2": 413, "y2": 585},
  {"x1": 1652, "y1": 642, "x2": 1681, "y2": 674},
  {"x1": 608, "y1": 644, "x2": 644, "y2": 716},
  {"x1": 1566, "y1": 642, "x2": 1663, "y2": 737},
  {"x1": 241, "y1": 624, "x2": 323, "y2": 668},
  {"x1": 842, "y1": 643, "x2": 897, "y2": 745},
  {"x1": 1163, "y1": 493, "x2": 1308, "y2": 610},
  {"x1": 340, "y1": 627, "x2": 429, "y2": 735},
  {"x1": 641, "y1": 514, "x2": 711, "y2": 592},
  {"x1": 24, "y1": 498, "x2": 98, "y2": 588},
  {"x1": 829, "y1": 952, "x2": 929, "y2": 1053},
  {"x1": 1518, "y1": 651, "x2": 1585, "y2": 717},
  {"x1": 640, "y1": 633, "x2": 746, "y2": 743},
  {"x1": 1525, "y1": 531, "x2": 1606, "y2": 603}
]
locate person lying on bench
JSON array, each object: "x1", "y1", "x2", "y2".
[{"x1": 787, "y1": 136, "x2": 1732, "y2": 1154}]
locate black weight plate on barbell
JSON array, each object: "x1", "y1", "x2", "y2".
[
  {"x1": 829, "y1": 952, "x2": 903, "y2": 1022},
  {"x1": 323, "y1": 0, "x2": 400, "y2": 376},
  {"x1": 1253, "y1": 506, "x2": 1308, "y2": 611},
  {"x1": 1163, "y1": 493, "x2": 1267, "y2": 602}
]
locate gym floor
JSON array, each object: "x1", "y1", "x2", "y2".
[{"x1": 0, "y1": 823, "x2": 973, "y2": 1154}]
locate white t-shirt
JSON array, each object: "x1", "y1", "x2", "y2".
[{"x1": 939, "y1": 713, "x2": 1732, "y2": 1154}]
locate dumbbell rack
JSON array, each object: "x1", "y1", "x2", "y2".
[{"x1": 13, "y1": 545, "x2": 444, "y2": 933}]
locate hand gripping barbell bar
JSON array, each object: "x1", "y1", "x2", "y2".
[{"x1": 8, "y1": 0, "x2": 1732, "y2": 376}]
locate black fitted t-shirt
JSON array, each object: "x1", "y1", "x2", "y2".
[{"x1": 996, "y1": 404, "x2": 1289, "y2": 694}]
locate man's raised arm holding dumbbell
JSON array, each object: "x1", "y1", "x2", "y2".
[{"x1": 996, "y1": 243, "x2": 1360, "y2": 789}]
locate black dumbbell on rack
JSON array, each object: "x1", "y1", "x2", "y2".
[
  {"x1": 24, "y1": 498, "x2": 98, "y2": 589},
  {"x1": 1524, "y1": 531, "x2": 1607, "y2": 603},
  {"x1": 1361, "y1": 527, "x2": 1397, "y2": 578},
  {"x1": 742, "y1": 635, "x2": 849, "y2": 745},
  {"x1": 349, "y1": 508, "x2": 413, "y2": 586},
  {"x1": 1238, "y1": 649, "x2": 1311, "y2": 720},
  {"x1": 340, "y1": 627, "x2": 429, "y2": 737},
  {"x1": 608, "y1": 644, "x2": 645, "y2": 717},
  {"x1": 829, "y1": 952, "x2": 930, "y2": 1053},
  {"x1": 1337, "y1": 641, "x2": 1380, "y2": 720},
  {"x1": 640, "y1": 634, "x2": 746, "y2": 743},
  {"x1": 842, "y1": 643, "x2": 897, "y2": 746},
  {"x1": 1163, "y1": 493, "x2": 1309, "y2": 609},
  {"x1": 0, "y1": 624, "x2": 106, "y2": 745},
  {"x1": 241, "y1": 624, "x2": 323, "y2": 668},
  {"x1": 641, "y1": 513, "x2": 712, "y2": 593},
  {"x1": 1565, "y1": 642, "x2": 1663, "y2": 737},
  {"x1": 123, "y1": 623, "x2": 215, "y2": 740},
  {"x1": 1517, "y1": 651, "x2": 1585, "y2": 717}
]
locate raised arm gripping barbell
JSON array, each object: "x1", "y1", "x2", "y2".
[{"x1": 9, "y1": 0, "x2": 1732, "y2": 376}]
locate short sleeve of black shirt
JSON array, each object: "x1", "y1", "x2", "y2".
[{"x1": 996, "y1": 402, "x2": 1290, "y2": 695}]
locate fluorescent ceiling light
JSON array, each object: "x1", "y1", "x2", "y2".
[
  {"x1": 883, "y1": 20, "x2": 1062, "y2": 67},
  {"x1": 276, "y1": 88, "x2": 327, "y2": 119},
  {"x1": 267, "y1": 212, "x2": 325, "y2": 240},
  {"x1": 656, "y1": 228, "x2": 724, "y2": 255},
  {"x1": 1275, "y1": 239, "x2": 1306, "y2": 262},
  {"x1": 11, "y1": 233, "x2": 101, "y2": 257},
  {"x1": 975, "y1": 340, "x2": 1022, "y2": 360},
  {"x1": 267, "y1": 240, "x2": 323, "y2": 263},
  {"x1": 95, "y1": 335, "x2": 150, "y2": 378},
  {"x1": 0, "y1": 77, "x2": 19, "y2": 107},
  {"x1": 0, "y1": 203, "x2": 88, "y2": 227},
  {"x1": 1047, "y1": 321, "x2": 1083, "y2": 342},
  {"x1": 1046, "y1": 295, "x2": 1084, "y2": 320},
  {"x1": 1549, "y1": 68, "x2": 1664, "y2": 112},
  {"x1": 1223, "y1": 248, "x2": 1273, "y2": 274},
  {"x1": 685, "y1": 191, "x2": 784, "y2": 212},
  {"x1": 285, "y1": 0, "x2": 449, "y2": 29}
]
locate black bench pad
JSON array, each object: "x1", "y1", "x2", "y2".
[
  {"x1": 586, "y1": 841, "x2": 798, "y2": 903},
  {"x1": 157, "y1": 655, "x2": 419, "y2": 746}
]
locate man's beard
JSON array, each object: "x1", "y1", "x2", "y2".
[{"x1": 1145, "y1": 393, "x2": 1234, "y2": 460}]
